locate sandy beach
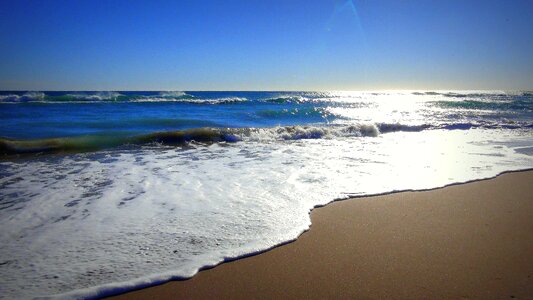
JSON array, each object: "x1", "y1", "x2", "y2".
[{"x1": 109, "y1": 170, "x2": 533, "y2": 299}]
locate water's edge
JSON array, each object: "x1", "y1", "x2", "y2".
[{"x1": 62, "y1": 167, "x2": 533, "y2": 300}]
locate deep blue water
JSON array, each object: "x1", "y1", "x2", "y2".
[
  {"x1": 1, "y1": 90, "x2": 532, "y2": 155},
  {"x1": 0, "y1": 91, "x2": 339, "y2": 139}
]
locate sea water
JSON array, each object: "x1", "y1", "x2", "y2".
[{"x1": 0, "y1": 91, "x2": 532, "y2": 299}]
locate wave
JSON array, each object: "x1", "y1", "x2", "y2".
[
  {"x1": 61, "y1": 91, "x2": 124, "y2": 101},
  {"x1": 0, "y1": 125, "x2": 380, "y2": 155},
  {"x1": 431, "y1": 99, "x2": 533, "y2": 111},
  {"x1": 3, "y1": 91, "x2": 531, "y2": 104},
  {"x1": 238, "y1": 124, "x2": 380, "y2": 142},
  {"x1": 261, "y1": 95, "x2": 309, "y2": 104},
  {"x1": 131, "y1": 91, "x2": 241, "y2": 103},
  {"x1": 129, "y1": 97, "x2": 248, "y2": 104},
  {"x1": 259, "y1": 94, "x2": 345, "y2": 104},
  {"x1": 3, "y1": 121, "x2": 531, "y2": 156},
  {"x1": 158, "y1": 91, "x2": 194, "y2": 99},
  {"x1": 412, "y1": 91, "x2": 440, "y2": 96},
  {"x1": 413, "y1": 90, "x2": 533, "y2": 99},
  {"x1": 0, "y1": 91, "x2": 126, "y2": 102},
  {"x1": 0, "y1": 92, "x2": 46, "y2": 102},
  {"x1": 188, "y1": 97, "x2": 247, "y2": 104},
  {"x1": 0, "y1": 91, "x2": 247, "y2": 104}
]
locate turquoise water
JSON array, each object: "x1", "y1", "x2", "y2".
[{"x1": 1, "y1": 91, "x2": 532, "y2": 299}]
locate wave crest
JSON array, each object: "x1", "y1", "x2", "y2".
[
  {"x1": 0, "y1": 125, "x2": 381, "y2": 155},
  {"x1": 0, "y1": 92, "x2": 46, "y2": 102},
  {"x1": 0, "y1": 91, "x2": 247, "y2": 104},
  {"x1": 158, "y1": 91, "x2": 194, "y2": 99},
  {"x1": 2, "y1": 121, "x2": 532, "y2": 156},
  {"x1": 261, "y1": 95, "x2": 309, "y2": 104}
]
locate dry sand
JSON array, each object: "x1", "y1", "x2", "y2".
[{"x1": 110, "y1": 171, "x2": 533, "y2": 299}]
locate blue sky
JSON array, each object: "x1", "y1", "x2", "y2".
[{"x1": 0, "y1": 0, "x2": 532, "y2": 90}]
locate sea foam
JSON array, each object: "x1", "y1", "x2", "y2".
[{"x1": 1, "y1": 128, "x2": 532, "y2": 299}]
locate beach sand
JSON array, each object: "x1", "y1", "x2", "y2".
[{"x1": 110, "y1": 171, "x2": 533, "y2": 299}]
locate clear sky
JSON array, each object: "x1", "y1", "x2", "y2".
[{"x1": 0, "y1": 0, "x2": 532, "y2": 91}]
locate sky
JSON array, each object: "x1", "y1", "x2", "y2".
[{"x1": 0, "y1": 0, "x2": 532, "y2": 91}]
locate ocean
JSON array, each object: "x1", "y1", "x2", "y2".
[{"x1": 1, "y1": 90, "x2": 532, "y2": 299}]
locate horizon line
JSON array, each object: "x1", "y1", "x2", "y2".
[{"x1": 1, "y1": 88, "x2": 532, "y2": 92}]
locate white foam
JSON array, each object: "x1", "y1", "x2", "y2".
[
  {"x1": 130, "y1": 96, "x2": 247, "y2": 104},
  {"x1": 0, "y1": 129, "x2": 532, "y2": 299},
  {"x1": 0, "y1": 92, "x2": 46, "y2": 102},
  {"x1": 235, "y1": 124, "x2": 379, "y2": 142},
  {"x1": 63, "y1": 92, "x2": 123, "y2": 101},
  {"x1": 158, "y1": 91, "x2": 190, "y2": 98}
]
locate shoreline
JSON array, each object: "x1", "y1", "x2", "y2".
[{"x1": 107, "y1": 169, "x2": 533, "y2": 299}]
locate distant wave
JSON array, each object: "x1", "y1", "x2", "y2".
[
  {"x1": 0, "y1": 92, "x2": 47, "y2": 102},
  {"x1": 413, "y1": 91, "x2": 533, "y2": 98},
  {"x1": 2, "y1": 121, "x2": 532, "y2": 156},
  {"x1": 62, "y1": 91, "x2": 124, "y2": 101},
  {"x1": 132, "y1": 91, "x2": 248, "y2": 103},
  {"x1": 157, "y1": 91, "x2": 194, "y2": 99},
  {"x1": 136, "y1": 97, "x2": 248, "y2": 104},
  {"x1": 0, "y1": 91, "x2": 248, "y2": 104},
  {"x1": 261, "y1": 95, "x2": 309, "y2": 104},
  {"x1": 259, "y1": 93, "x2": 345, "y2": 104},
  {"x1": 0, "y1": 91, "x2": 127, "y2": 102},
  {"x1": 431, "y1": 99, "x2": 533, "y2": 111}
]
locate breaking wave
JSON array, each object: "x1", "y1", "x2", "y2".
[
  {"x1": 261, "y1": 95, "x2": 310, "y2": 104},
  {"x1": 0, "y1": 91, "x2": 247, "y2": 104},
  {"x1": 0, "y1": 125, "x2": 379, "y2": 155},
  {"x1": 431, "y1": 99, "x2": 533, "y2": 112},
  {"x1": 2, "y1": 121, "x2": 531, "y2": 156},
  {"x1": 412, "y1": 91, "x2": 533, "y2": 98}
]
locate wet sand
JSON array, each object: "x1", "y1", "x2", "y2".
[{"x1": 110, "y1": 170, "x2": 533, "y2": 299}]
